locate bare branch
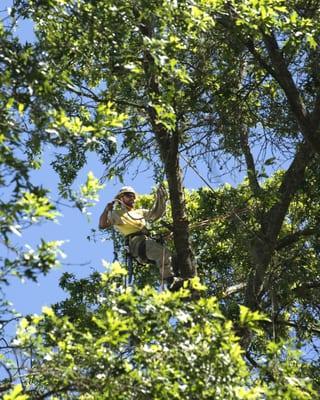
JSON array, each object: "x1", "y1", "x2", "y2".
[
  {"x1": 221, "y1": 282, "x2": 246, "y2": 297},
  {"x1": 239, "y1": 125, "x2": 261, "y2": 195}
]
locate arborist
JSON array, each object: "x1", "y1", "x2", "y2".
[{"x1": 99, "y1": 185, "x2": 182, "y2": 290}]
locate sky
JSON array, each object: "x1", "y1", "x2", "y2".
[{"x1": 1, "y1": 1, "x2": 241, "y2": 320}]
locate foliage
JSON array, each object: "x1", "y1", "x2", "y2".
[
  {"x1": 0, "y1": 12, "x2": 106, "y2": 392},
  {"x1": 12, "y1": 264, "x2": 317, "y2": 399}
]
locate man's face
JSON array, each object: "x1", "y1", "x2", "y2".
[{"x1": 121, "y1": 192, "x2": 136, "y2": 209}]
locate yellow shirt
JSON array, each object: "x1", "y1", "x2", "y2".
[
  {"x1": 110, "y1": 208, "x2": 147, "y2": 236},
  {"x1": 106, "y1": 188, "x2": 167, "y2": 236}
]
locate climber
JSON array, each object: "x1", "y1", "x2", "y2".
[{"x1": 99, "y1": 185, "x2": 181, "y2": 290}]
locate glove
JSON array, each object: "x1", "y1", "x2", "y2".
[{"x1": 105, "y1": 201, "x2": 114, "y2": 212}]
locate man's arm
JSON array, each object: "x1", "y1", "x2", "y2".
[
  {"x1": 144, "y1": 184, "x2": 168, "y2": 222},
  {"x1": 99, "y1": 202, "x2": 114, "y2": 230}
]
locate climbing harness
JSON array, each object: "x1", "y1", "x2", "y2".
[
  {"x1": 125, "y1": 229, "x2": 152, "y2": 265},
  {"x1": 109, "y1": 228, "x2": 163, "y2": 285}
]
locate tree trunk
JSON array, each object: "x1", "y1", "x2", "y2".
[
  {"x1": 146, "y1": 106, "x2": 196, "y2": 278},
  {"x1": 245, "y1": 141, "x2": 314, "y2": 310},
  {"x1": 159, "y1": 131, "x2": 195, "y2": 279},
  {"x1": 137, "y1": 15, "x2": 196, "y2": 279}
]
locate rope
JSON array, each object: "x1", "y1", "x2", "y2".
[
  {"x1": 127, "y1": 252, "x2": 134, "y2": 285},
  {"x1": 180, "y1": 153, "x2": 217, "y2": 195},
  {"x1": 188, "y1": 207, "x2": 249, "y2": 231},
  {"x1": 160, "y1": 236, "x2": 165, "y2": 291},
  {"x1": 111, "y1": 229, "x2": 119, "y2": 262}
]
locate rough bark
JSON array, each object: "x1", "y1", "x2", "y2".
[
  {"x1": 242, "y1": 32, "x2": 319, "y2": 309},
  {"x1": 156, "y1": 127, "x2": 195, "y2": 278},
  {"x1": 239, "y1": 125, "x2": 261, "y2": 196}
]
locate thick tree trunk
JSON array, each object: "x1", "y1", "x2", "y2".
[
  {"x1": 231, "y1": 29, "x2": 319, "y2": 309},
  {"x1": 137, "y1": 15, "x2": 196, "y2": 279},
  {"x1": 262, "y1": 32, "x2": 320, "y2": 154},
  {"x1": 158, "y1": 131, "x2": 195, "y2": 279},
  {"x1": 245, "y1": 237, "x2": 274, "y2": 310},
  {"x1": 147, "y1": 108, "x2": 196, "y2": 278}
]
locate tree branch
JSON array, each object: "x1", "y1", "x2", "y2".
[
  {"x1": 239, "y1": 125, "x2": 261, "y2": 196},
  {"x1": 276, "y1": 227, "x2": 319, "y2": 250},
  {"x1": 264, "y1": 141, "x2": 314, "y2": 240},
  {"x1": 262, "y1": 32, "x2": 320, "y2": 153},
  {"x1": 221, "y1": 282, "x2": 246, "y2": 297},
  {"x1": 220, "y1": 9, "x2": 320, "y2": 154},
  {"x1": 245, "y1": 141, "x2": 314, "y2": 309}
]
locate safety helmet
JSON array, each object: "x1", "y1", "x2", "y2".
[{"x1": 115, "y1": 186, "x2": 137, "y2": 199}]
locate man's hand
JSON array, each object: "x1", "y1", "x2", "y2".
[
  {"x1": 105, "y1": 201, "x2": 115, "y2": 211},
  {"x1": 99, "y1": 201, "x2": 114, "y2": 230}
]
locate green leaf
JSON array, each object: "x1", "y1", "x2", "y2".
[{"x1": 4, "y1": 384, "x2": 28, "y2": 400}]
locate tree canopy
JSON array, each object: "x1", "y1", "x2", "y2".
[{"x1": 1, "y1": 0, "x2": 320, "y2": 398}]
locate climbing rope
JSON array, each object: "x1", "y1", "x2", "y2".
[
  {"x1": 160, "y1": 235, "x2": 166, "y2": 290},
  {"x1": 126, "y1": 251, "x2": 134, "y2": 286},
  {"x1": 111, "y1": 229, "x2": 119, "y2": 262}
]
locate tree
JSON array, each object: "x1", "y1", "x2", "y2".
[
  {"x1": 1, "y1": 0, "x2": 320, "y2": 396},
  {"x1": 12, "y1": 0, "x2": 320, "y2": 303},
  {"x1": 13, "y1": 0, "x2": 221, "y2": 279}
]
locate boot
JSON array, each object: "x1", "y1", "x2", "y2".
[{"x1": 166, "y1": 276, "x2": 184, "y2": 292}]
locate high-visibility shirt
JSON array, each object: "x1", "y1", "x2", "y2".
[
  {"x1": 107, "y1": 189, "x2": 166, "y2": 236},
  {"x1": 108, "y1": 208, "x2": 147, "y2": 236}
]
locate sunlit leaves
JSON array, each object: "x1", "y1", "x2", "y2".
[
  {"x1": 225, "y1": 0, "x2": 320, "y2": 51},
  {"x1": 2, "y1": 0, "x2": 320, "y2": 397},
  {"x1": 101, "y1": 260, "x2": 127, "y2": 278},
  {"x1": 239, "y1": 305, "x2": 270, "y2": 333},
  {"x1": 12, "y1": 264, "x2": 317, "y2": 399},
  {"x1": 3, "y1": 384, "x2": 29, "y2": 400},
  {"x1": 76, "y1": 171, "x2": 105, "y2": 214},
  {"x1": 17, "y1": 191, "x2": 59, "y2": 222},
  {"x1": 152, "y1": 102, "x2": 177, "y2": 131},
  {"x1": 232, "y1": 0, "x2": 288, "y2": 29},
  {"x1": 47, "y1": 103, "x2": 127, "y2": 143},
  {"x1": 18, "y1": 240, "x2": 65, "y2": 279},
  {"x1": 14, "y1": 266, "x2": 243, "y2": 397}
]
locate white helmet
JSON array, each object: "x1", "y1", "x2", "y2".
[{"x1": 115, "y1": 186, "x2": 137, "y2": 199}]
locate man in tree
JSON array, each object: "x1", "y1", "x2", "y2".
[{"x1": 99, "y1": 185, "x2": 180, "y2": 289}]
